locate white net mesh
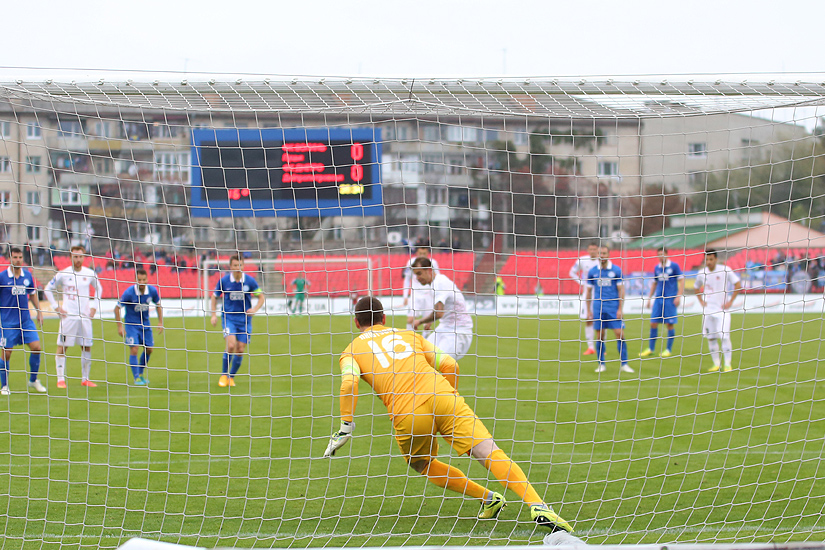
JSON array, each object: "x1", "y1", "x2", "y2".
[{"x1": 0, "y1": 76, "x2": 823, "y2": 548}]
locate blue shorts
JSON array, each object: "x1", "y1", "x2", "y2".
[
  {"x1": 125, "y1": 325, "x2": 154, "y2": 348},
  {"x1": 592, "y1": 306, "x2": 624, "y2": 331},
  {"x1": 651, "y1": 298, "x2": 678, "y2": 325},
  {"x1": 0, "y1": 319, "x2": 40, "y2": 349},
  {"x1": 222, "y1": 315, "x2": 252, "y2": 344}
]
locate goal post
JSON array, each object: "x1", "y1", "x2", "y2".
[{"x1": 0, "y1": 75, "x2": 823, "y2": 548}]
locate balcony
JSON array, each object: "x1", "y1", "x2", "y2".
[{"x1": 45, "y1": 135, "x2": 89, "y2": 152}]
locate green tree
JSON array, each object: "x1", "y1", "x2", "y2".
[{"x1": 701, "y1": 138, "x2": 825, "y2": 225}]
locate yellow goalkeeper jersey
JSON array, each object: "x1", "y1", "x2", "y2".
[{"x1": 339, "y1": 324, "x2": 457, "y2": 419}]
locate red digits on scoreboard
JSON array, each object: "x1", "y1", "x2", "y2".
[
  {"x1": 228, "y1": 188, "x2": 250, "y2": 200},
  {"x1": 350, "y1": 164, "x2": 363, "y2": 182},
  {"x1": 350, "y1": 143, "x2": 364, "y2": 183}
]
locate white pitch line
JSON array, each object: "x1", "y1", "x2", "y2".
[{"x1": 22, "y1": 523, "x2": 825, "y2": 541}]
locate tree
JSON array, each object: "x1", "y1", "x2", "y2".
[
  {"x1": 623, "y1": 184, "x2": 687, "y2": 237},
  {"x1": 700, "y1": 138, "x2": 825, "y2": 226}
]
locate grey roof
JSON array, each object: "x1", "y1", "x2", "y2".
[{"x1": 1, "y1": 78, "x2": 824, "y2": 118}]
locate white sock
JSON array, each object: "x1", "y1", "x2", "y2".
[
  {"x1": 406, "y1": 323, "x2": 414, "y2": 331},
  {"x1": 81, "y1": 350, "x2": 92, "y2": 381},
  {"x1": 585, "y1": 325, "x2": 595, "y2": 349},
  {"x1": 722, "y1": 337, "x2": 733, "y2": 366},
  {"x1": 55, "y1": 356, "x2": 66, "y2": 381},
  {"x1": 708, "y1": 339, "x2": 721, "y2": 366}
]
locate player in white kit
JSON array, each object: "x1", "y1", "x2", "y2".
[
  {"x1": 569, "y1": 243, "x2": 600, "y2": 355},
  {"x1": 402, "y1": 244, "x2": 440, "y2": 332},
  {"x1": 44, "y1": 245, "x2": 103, "y2": 388},
  {"x1": 411, "y1": 257, "x2": 474, "y2": 360},
  {"x1": 694, "y1": 249, "x2": 742, "y2": 372}
]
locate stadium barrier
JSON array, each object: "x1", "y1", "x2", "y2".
[{"x1": 94, "y1": 294, "x2": 825, "y2": 320}]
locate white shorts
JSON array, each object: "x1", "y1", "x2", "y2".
[
  {"x1": 427, "y1": 330, "x2": 473, "y2": 361},
  {"x1": 58, "y1": 317, "x2": 94, "y2": 347},
  {"x1": 702, "y1": 311, "x2": 731, "y2": 340}
]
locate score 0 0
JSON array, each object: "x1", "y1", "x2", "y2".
[{"x1": 340, "y1": 143, "x2": 366, "y2": 195}]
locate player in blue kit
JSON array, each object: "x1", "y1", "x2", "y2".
[
  {"x1": 114, "y1": 268, "x2": 163, "y2": 386},
  {"x1": 210, "y1": 255, "x2": 265, "y2": 387},
  {"x1": 640, "y1": 248, "x2": 684, "y2": 358},
  {"x1": 585, "y1": 245, "x2": 633, "y2": 374},
  {"x1": 0, "y1": 247, "x2": 45, "y2": 395}
]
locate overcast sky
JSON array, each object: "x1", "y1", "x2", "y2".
[{"x1": 1, "y1": 0, "x2": 822, "y2": 81}]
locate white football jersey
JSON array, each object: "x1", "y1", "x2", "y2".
[
  {"x1": 695, "y1": 265, "x2": 740, "y2": 314},
  {"x1": 403, "y1": 256, "x2": 440, "y2": 299},
  {"x1": 570, "y1": 254, "x2": 600, "y2": 295},
  {"x1": 44, "y1": 266, "x2": 103, "y2": 317},
  {"x1": 430, "y1": 273, "x2": 473, "y2": 332}
]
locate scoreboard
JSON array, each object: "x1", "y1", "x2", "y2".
[{"x1": 190, "y1": 128, "x2": 382, "y2": 217}]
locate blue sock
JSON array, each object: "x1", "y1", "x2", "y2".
[
  {"x1": 129, "y1": 355, "x2": 141, "y2": 379},
  {"x1": 618, "y1": 339, "x2": 629, "y2": 363},
  {"x1": 29, "y1": 353, "x2": 41, "y2": 383},
  {"x1": 222, "y1": 353, "x2": 230, "y2": 375},
  {"x1": 230, "y1": 355, "x2": 243, "y2": 377},
  {"x1": 649, "y1": 327, "x2": 659, "y2": 351},
  {"x1": 139, "y1": 351, "x2": 149, "y2": 375},
  {"x1": 0, "y1": 359, "x2": 7, "y2": 387},
  {"x1": 667, "y1": 329, "x2": 676, "y2": 351},
  {"x1": 595, "y1": 340, "x2": 605, "y2": 364}
]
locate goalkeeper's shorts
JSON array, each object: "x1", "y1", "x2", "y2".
[{"x1": 393, "y1": 393, "x2": 493, "y2": 462}]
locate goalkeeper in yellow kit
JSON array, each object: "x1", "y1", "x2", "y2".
[{"x1": 323, "y1": 296, "x2": 573, "y2": 533}]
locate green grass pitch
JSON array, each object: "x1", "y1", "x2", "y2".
[{"x1": 0, "y1": 312, "x2": 823, "y2": 548}]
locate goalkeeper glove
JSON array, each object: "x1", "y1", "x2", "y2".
[{"x1": 323, "y1": 421, "x2": 354, "y2": 457}]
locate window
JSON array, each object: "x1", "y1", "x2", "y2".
[
  {"x1": 446, "y1": 126, "x2": 480, "y2": 143},
  {"x1": 124, "y1": 122, "x2": 149, "y2": 141},
  {"x1": 598, "y1": 161, "x2": 619, "y2": 177},
  {"x1": 25, "y1": 191, "x2": 40, "y2": 205},
  {"x1": 422, "y1": 154, "x2": 444, "y2": 174},
  {"x1": 57, "y1": 119, "x2": 83, "y2": 137},
  {"x1": 94, "y1": 157, "x2": 114, "y2": 174},
  {"x1": 0, "y1": 121, "x2": 10, "y2": 138},
  {"x1": 154, "y1": 152, "x2": 191, "y2": 183},
  {"x1": 27, "y1": 225, "x2": 41, "y2": 242},
  {"x1": 484, "y1": 129, "x2": 499, "y2": 142},
  {"x1": 152, "y1": 123, "x2": 179, "y2": 139},
  {"x1": 94, "y1": 121, "x2": 113, "y2": 138},
  {"x1": 58, "y1": 187, "x2": 82, "y2": 205},
  {"x1": 26, "y1": 122, "x2": 41, "y2": 139},
  {"x1": 394, "y1": 125, "x2": 410, "y2": 141},
  {"x1": 25, "y1": 156, "x2": 42, "y2": 173},
  {"x1": 0, "y1": 156, "x2": 10, "y2": 173},
  {"x1": 512, "y1": 131, "x2": 528, "y2": 146},
  {"x1": 0, "y1": 191, "x2": 11, "y2": 209},
  {"x1": 688, "y1": 142, "x2": 707, "y2": 157},
  {"x1": 422, "y1": 125, "x2": 440, "y2": 142},
  {"x1": 447, "y1": 157, "x2": 465, "y2": 175}
]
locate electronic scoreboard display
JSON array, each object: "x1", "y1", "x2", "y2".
[{"x1": 190, "y1": 128, "x2": 382, "y2": 217}]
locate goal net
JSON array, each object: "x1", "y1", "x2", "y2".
[{"x1": 0, "y1": 74, "x2": 823, "y2": 548}]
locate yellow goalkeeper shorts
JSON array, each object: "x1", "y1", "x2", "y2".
[{"x1": 394, "y1": 393, "x2": 493, "y2": 462}]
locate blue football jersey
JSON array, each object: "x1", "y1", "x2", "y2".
[
  {"x1": 118, "y1": 285, "x2": 161, "y2": 326},
  {"x1": 0, "y1": 267, "x2": 36, "y2": 327},
  {"x1": 653, "y1": 261, "x2": 683, "y2": 300},
  {"x1": 587, "y1": 262, "x2": 624, "y2": 307},
  {"x1": 214, "y1": 273, "x2": 261, "y2": 316}
]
